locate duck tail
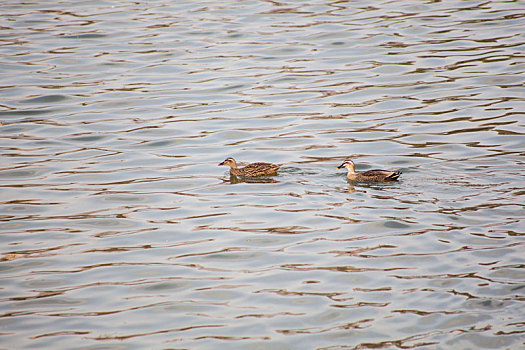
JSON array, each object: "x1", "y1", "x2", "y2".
[{"x1": 387, "y1": 171, "x2": 402, "y2": 180}]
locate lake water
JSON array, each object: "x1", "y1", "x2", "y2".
[{"x1": 1, "y1": 0, "x2": 524, "y2": 349}]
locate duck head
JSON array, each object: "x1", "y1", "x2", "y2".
[
  {"x1": 337, "y1": 159, "x2": 356, "y2": 172},
  {"x1": 219, "y1": 157, "x2": 237, "y2": 168}
]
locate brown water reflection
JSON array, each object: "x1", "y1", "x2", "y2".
[
  {"x1": 1, "y1": 0, "x2": 524, "y2": 349},
  {"x1": 225, "y1": 175, "x2": 279, "y2": 184}
]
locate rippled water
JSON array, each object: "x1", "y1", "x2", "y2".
[{"x1": 1, "y1": 0, "x2": 524, "y2": 349}]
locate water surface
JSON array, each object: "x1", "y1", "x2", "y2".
[{"x1": 1, "y1": 0, "x2": 524, "y2": 349}]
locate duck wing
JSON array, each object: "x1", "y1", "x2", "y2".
[
  {"x1": 362, "y1": 169, "x2": 401, "y2": 181},
  {"x1": 361, "y1": 169, "x2": 392, "y2": 176},
  {"x1": 241, "y1": 162, "x2": 282, "y2": 176}
]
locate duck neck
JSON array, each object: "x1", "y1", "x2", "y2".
[{"x1": 346, "y1": 163, "x2": 356, "y2": 174}]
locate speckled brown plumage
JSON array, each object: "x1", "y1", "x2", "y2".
[
  {"x1": 337, "y1": 159, "x2": 401, "y2": 182},
  {"x1": 219, "y1": 157, "x2": 283, "y2": 177}
]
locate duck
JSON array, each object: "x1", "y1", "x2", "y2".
[
  {"x1": 219, "y1": 157, "x2": 283, "y2": 177},
  {"x1": 337, "y1": 159, "x2": 401, "y2": 182}
]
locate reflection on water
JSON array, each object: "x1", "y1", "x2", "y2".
[
  {"x1": 225, "y1": 175, "x2": 279, "y2": 184},
  {"x1": 1, "y1": 0, "x2": 524, "y2": 349}
]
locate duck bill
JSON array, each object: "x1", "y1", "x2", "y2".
[
  {"x1": 337, "y1": 164, "x2": 345, "y2": 169},
  {"x1": 218, "y1": 161, "x2": 225, "y2": 166}
]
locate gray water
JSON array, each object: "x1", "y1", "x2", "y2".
[{"x1": 1, "y1": 0, "x2": 524, "y2": 349}]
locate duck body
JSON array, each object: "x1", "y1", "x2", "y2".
[
  {"x1": 219, "y1": 157, "x2": 283, "y2": 177},
  {"x1": 338, "y1": 159, "x2": 401, "y2": 182}
]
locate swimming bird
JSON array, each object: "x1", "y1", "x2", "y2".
[
  {"x1": 219, "y1": 157, "x2": 283, "y2": 177},
  {"x1": 337, "y1": 159, "x2": 401, "y2": 182}
]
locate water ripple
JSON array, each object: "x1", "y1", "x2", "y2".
[{"x1": 1, "y1": 0, "x2": 524, "y2": 348}]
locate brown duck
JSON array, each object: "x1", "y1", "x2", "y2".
[
  {"x1": 219, "y1": 157, "x2": 283, "y2": 177},
  {"x1": 337, "y1": 159, "x2": 401, "y2": 182}
]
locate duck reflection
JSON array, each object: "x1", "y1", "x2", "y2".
[{"x1": 224, "y1": 175, "x2": 278, "y2": 184}]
